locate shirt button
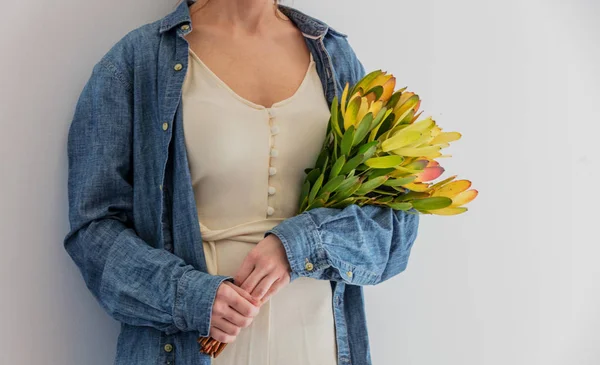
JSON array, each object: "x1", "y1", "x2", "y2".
[
  {"x1": 174, "y1": 63, "x2": 183, "y2": 71},
  {"x1": 268, "y1": 186, "x2": 276, "y2": 195},
  {"x1": 162, "y1": 122, "x2": 169, "y2": 131},
  {"x1": 266, "y1": 206, "x2": 275, "y2": 216},
  {"x1": 270, "y1": 125, "x2": 280, "y2": 135},
  {"x1": 164, "y1": 344, "x2": 173, "y2": 352},
  {"x1": 305, "y1": 262, "x2": 314, "y2": 271},
  {"x1": 181, "y1": 24, "x2": 190, "y2": 31},
  {"x1": 268, "y1": 167, "x2": 277, "y2": 176},
  {"x1": 267, "y1": 108, "x2": 276, "y2": 118},
  {"x1": 346, "y1": 271, "x2": 353, "y2": 278},
  {"x1": 270, "y1": 148, "x2": 279, "y2": 157}
]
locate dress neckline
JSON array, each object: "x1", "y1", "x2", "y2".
[{"x1": 188, "y1": 48, "x2": 315, "y2": 110}]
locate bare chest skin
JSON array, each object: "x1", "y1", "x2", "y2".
[{"x1": 183, "y1": 17, "x2": 312, "y2": 108}]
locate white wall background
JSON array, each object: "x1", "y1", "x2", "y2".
[{"x1": 1, "y1": 0, "x2": 598, "y2": 364}]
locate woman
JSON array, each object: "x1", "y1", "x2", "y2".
[{"x1": 64, "y1": 1, "x2": 420, "y2": 364}]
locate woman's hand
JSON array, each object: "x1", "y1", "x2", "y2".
[
  {"x1": 233, "y1": 234, "x2": 291, "y2": 303},
  {"x1": 210, "y1": 281, "x2": 261, "y2": 343}
]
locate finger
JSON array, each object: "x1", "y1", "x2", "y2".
[
  {"x1": 233, "y1": 256, "x2": 255, "y2": 287},
  {"x1": 261, "y1": 274, "x2": 290, "y2": 303},
  {"x1": 211, "y1": 316, "x2": 241, "y2": 337},
  {"x1": 240, "y1": 265, "x2": 269, "y2": 295},
  {"x1": 221, "y1": 305, "x2": 254, "y2": 328},
  {"x1": 224, "y1": 285, "x2": 260, "y2": 318},
  {"x1": 210, "y1": 325, "x2": 236, "y2": 344},
  {"x1": 224, "y1": 281, "x2": 261, "y2": 307},
  {"x1": 251, "y1": 273, "x2": 279, "y2": 301}
]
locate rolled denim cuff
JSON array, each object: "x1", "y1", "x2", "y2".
[
  {"x1": 172, "y1": 269, "x2": 234, "y2": 337},
  {"x1": 264, "y1": 212, "x2": 329, "y2": 283}
]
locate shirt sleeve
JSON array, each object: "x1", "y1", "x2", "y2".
[
  {"x1": 64, "y1": 57, "x2": 231, "y2": 337},
  {"x1": 264, "y1": 204, "x2": 420, "y2": 285}
]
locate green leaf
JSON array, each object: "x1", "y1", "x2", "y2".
[
  {"x1": 308, "y1": 173, "x2": 325, "y2": 205},
  {"x1": 329, "y1": 155, "x2": 346, "y2": 180},
  {"x1": 299, "y1": 197, "x2": 309, "y2": 213},
  {"x1": 410, "y1": 197, "x2": 453, "y2": 210},
  {"x1": 306, "y1": 168, "x2": 321, "y2": 185},
  {"x1": 364, "y1": 85, "x2": 384, "y2": 100},
  {"x1": 320, "y1": 154, "x2": 329, "y2": 173},
  {"x1": 335, "y1": 175, "x2": 360, "y2": 194},
  {"x1": 383, "y1": 175, "x2": 417, "y2": 186},
  {"x1": 381, "y1": 130, "x2": 423, "y2": 152},
  {"x1": 340, "y1": 153, "x2": 365, "y2": 175},
  {"x1": 364, "y1": 155, "x2": 404, "y2": 169},
  {"x1": 372, "y1": 189, "x2": 397, "y2": 196},
  {"x1": 333, "y1": 177, "x2": 362, "y2": 200},
  {"x1": 330, "y1": 96, "x2": 343, "y2": 138},
  {"x1": 396, "y1": 191, "x2": 429, "y2": 201},
  {"x1": 316, "y1": 191, "x2": 331, "y2": 203},
  {"x1": 373, "y1": 195, "x2": 395, "y2": 203},
  {"x1": 370, "y1": 111, "x2": 395, "y2": 142},
  {"x1": 387, "y1": 202, "x2": 413, "y2": 210},
  {"x1": 344, "y1": 97, "x2": 361, "y2": 129},
  {"x1": 357, "y1": 141, "x2": 379, "y2": 160},
  {"x1": 307, "y1": 198, "x2": 326, "y2": 210},
  {"x1": 369, "y1": 107, "x2": 390, "y2": 133},
  {"x1": 340, "y1": 125, "x2": 355, "y2": 156},
  {"x1": 393, "y1": 108, "x2": 415, "y2": 129},
  {"x1": 328, "y1": 197, "x2": 356, "y2": 209},
  {"x1": 368, "y1": 167, "x2": 395, "y2": 179},
  {"x1": 355, "y1": 176, "x2": 388, "y2": 195},
  {"x1": 353, "y1": 112, "x2": 374, "y2": 146},
  {"x1": 350, "y1": 70, "x2": 382, "y2": 96},
  {"x1": 315, "y1": 149, "x2": 329, "y2": 172},
  {"x1": 298, "y1": 180, "x2": 310, "y2": 209},
  {"x1": 332, "y1": 131, "x2": 338, "y2": 161},
  {"x1": 355, "y1": 163, "x2": 369, "y2": 171},
  {"x1": 321, "y1": 175, "x2": 346, "y2": 194},
  {"x1": 386, "y1": 91, "x2": 402, "y2": 110}
]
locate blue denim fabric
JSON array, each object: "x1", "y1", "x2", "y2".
[{"x1": 64, "y1": 1, "x2": 420, "y2": 364}]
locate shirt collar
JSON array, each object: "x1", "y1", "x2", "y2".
[{"x1": 159, "y1": 0, "x2": 329, "y2": 39}]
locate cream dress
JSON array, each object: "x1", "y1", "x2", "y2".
[{"x1": 181, "y1": 48, "x2": 338, "y2": 365}]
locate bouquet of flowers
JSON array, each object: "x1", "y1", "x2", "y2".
[
  {"x1": 198, "y1": 69, "x2": 478, "y2": 357},
  {"x1": 293, "y1": 69, "x2": 478, "y2": 215}
]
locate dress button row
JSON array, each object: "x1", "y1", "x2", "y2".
[{"x1": 267, "y1": 108, "x2": 277, "y2": 216}]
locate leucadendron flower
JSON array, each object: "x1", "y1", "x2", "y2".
[{"x1": 298, "y1": 69, "x2": 478, "y2": 216}]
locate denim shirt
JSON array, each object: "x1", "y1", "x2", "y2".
[{"x1": 64, "y1": 1, "x2": 420, "y2": 364}]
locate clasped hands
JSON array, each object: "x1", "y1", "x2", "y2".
[{"x1": 208, "y1": 233, "x2": 292, "y2": 343}]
